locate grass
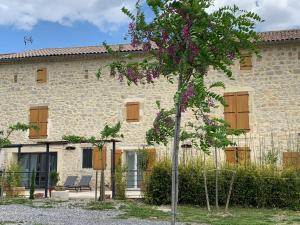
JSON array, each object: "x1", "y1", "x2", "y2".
[{"x1": 114, "y1": 201, "x2": 300, "y2": 225}]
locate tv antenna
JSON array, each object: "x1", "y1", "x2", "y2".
[{"x1": 24, "y1": 36, "x2": 33, "y2": 46}]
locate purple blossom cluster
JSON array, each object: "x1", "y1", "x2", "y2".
[
  {"x1": 117, "y1": 67, "x2": 160, "y2": 85},
  {"x1": 180, "y1": 83, "x2": 195, "y2": 112}
]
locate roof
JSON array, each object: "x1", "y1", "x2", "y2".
[
  {"x1": 259, "y1": 29, "x2": 300, "y2": 43},
  {"x1": 0, "y1": 44, "x2": 144, "y2": 62},
  {"x1": 0, "y1": 29, "x2": 299, "y2": 62}
]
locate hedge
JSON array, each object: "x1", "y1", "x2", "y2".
[{"x1": 144, "y1": 159, "x2": 300, "y2": 209}]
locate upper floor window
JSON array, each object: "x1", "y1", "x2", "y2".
[
  {"x1": 240, "y1": 54, "x2": 252, "y2": 70},
  {"x1": 29, "y1": 106, "x2": 48, "y2": 139},
  {"x1": 37, "y1": 68, "x2": 47, "y2": 83},
  {"x1": 126, "y1": 102, "x2": 140, "y2": 122},
  {"x1": 224, "y1": 92, "x2": 250, "y2": 131}
]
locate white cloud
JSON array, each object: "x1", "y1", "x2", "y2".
[
  {"x1": 0, "y1": 0, "x2": 135, "y2": 31},
  {"x1": 0, "y1": 0, "x2": 299, "y2": 32},
  {"x1": 210, "y1": 0, "x2": 300, "y2": 31}
]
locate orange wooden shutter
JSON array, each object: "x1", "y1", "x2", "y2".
[
  {"x1": 240, "y1": 54, "x2": 252, "y2": 70},
  {"x1": 92, "y1": 146, "x2": 107, "y2": 170},
  {"x1": 115, "y1": 149, "x2": 123, "y2": 167},
  {"x1": 38, "y1": 107, "x2": 48, "y2": 138},
  {"x1": 37, "y1": 68, "x2": 47, "y2": 83},
  {"x1": 29, "y1": 107, "x2": 39, "y2": 138},
  {"x1": 126, "y1": 102, "x2": 139, "y2": 122},
  {"x1": 147, "y1": 148, "x2": 156, "y2": 171},
  {"x1": 236, "y1": 92, "x2": 250, "y2": 130},
  {"x1": 224, "y1": 93, "x2": 237, "y2": 129}
]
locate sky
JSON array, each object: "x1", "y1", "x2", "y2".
[{"x1": 0, "y1": 0, "x2": 299, "y2": 54}]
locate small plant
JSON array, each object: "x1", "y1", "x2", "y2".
[
  {"x1": 29, "y1": 169, "x2": 36, "y2": 199},
  {"x1": 50, "y1": 171, "x2": 60, "y2": 187},
  {"x1": 137, "y1": 148, "x2": 150, "y2": 172},
  {"x1": 115, "y1": 165, "x2": 126, "y2": 200},
  {"x1": 6, "y1": 162, "x2": 22, "y2": 188}
]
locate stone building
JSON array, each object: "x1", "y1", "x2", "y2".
[{"x1": 0, "y1": 29, "x2": 299, "y2": 191}]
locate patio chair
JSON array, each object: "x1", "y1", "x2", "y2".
[
  {"x1": 77, "y1": 175, "x2": 92, "y2": 191},
  {"x1": 63, "y1": 176, "x2": 78, "y2": 190}
]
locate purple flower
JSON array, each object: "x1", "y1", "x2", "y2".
[
  {"x1": 182, "y1": 24, "x2": 190, "y2": 39},
  {"x1": 180, "y1": 83, "x2": 195, "y2": 112},
  {"x1": 143, "y1": 42, "x2": 151, "y2": 52}
]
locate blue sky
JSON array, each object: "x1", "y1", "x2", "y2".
[{"x1": 0, "y1": 0, "x2": 299, "y2": 54}]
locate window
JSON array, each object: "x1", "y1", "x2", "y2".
[
  {"x1": 240, "y1": 54, "x2": 252, "y2": 70},
  {"x1": 29, "y1": 106, "x2": 48, "y2": 139},
  {"x1": 37, "y1": 68, "x2": 47, "y2": 83},
  {"x1": 82, "y1": 148, "x2": 93, "y2": 169},
  {"x1": 126, "y1": 102, "x2": 140, "y2": 122},
  {"x1": 224, "y1": 92, "x2": 249, "y2": 130}
]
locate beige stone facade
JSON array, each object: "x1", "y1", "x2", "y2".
[{"x1": 0, "y1": 39, "x2": 299, "y2": 189}]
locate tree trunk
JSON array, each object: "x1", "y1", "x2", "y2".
[
  {"x1": 215, "y1": 147, "x2": 219, "y2": 209},
  {"x1": 171, "y1": 76, "x2": 183, "y2": 225}
]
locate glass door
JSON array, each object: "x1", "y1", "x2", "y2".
[{"x1": 126, "y1": 151, "x2": 142, "y2": 189}]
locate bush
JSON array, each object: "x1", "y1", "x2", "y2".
[{"x1": 144, "y1": 159, "x2": 300, "y2": 209}]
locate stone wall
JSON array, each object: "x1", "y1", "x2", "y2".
[{"x1": 0, "y1": 42, "x2": 299, "y2": 186}]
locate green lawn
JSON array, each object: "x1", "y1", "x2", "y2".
[{"x1": 115, "y1": 201, "x2": 300, "y2": 225}]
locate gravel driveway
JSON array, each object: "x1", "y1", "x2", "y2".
[{"x1": 0, "y1": 204, "x2": 176, "y2": 225}]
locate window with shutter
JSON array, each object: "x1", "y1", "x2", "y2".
[
  {"x1": 29, "y1": 106, "x2": 48, "y2": 139},
  {"x1": 82, "y1": 148, "x2": 93, "y2": 168},
  {"x1": 240, "y1": 54, "x2": 252, "y2": 70},
  {"x1": 224, "y1": 92, "x2": 250, "y2": 131},
  {"x1": 37, "y1": 68, "x2": 47, "y2": 83},
  {"x1": 126, "y1": 102, "x2": 140, "y2": 122}
]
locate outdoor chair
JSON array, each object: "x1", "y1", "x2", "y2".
[
  {"x1": 77, "y1": 175, "x2": 92, "y2": 191},
  {"x1": 63, "y1": 176, "x2": 78, "y2": 190}
]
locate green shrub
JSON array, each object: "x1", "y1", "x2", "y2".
[
  {"x1": 144, "y1": 159, "x2": 300, "y2": 209},
  {"x1": 29, "y1": 169, "x2": 36, "y2": 200},
  {"x1": 115, "y1": 165, "x2": 126, "y2": 200}
]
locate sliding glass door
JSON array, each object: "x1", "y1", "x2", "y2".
[{"x1": 19, "y1": 153, "x2": 57, "y2": 188}]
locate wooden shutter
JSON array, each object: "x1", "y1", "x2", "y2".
[
  {"x1": 225, "y1": 147, "x2": 238, "y2": 163},
  {"x1": 29, "y1": 106, "x2": 48, "y2": 139},
  {"x1": 29, "y1": 107, "x2": 39, "y2": 138},
  {"x1": 224, "y1": 93, "x2": 237, "y2": 129},
  {"x1": 38, "y1": 107, "x2": 48, "y2": 138},
  {"x1": 224, "y1": 92, "x2": 250, "y2": 131},
  {"x1": 126, "y1": 102, "x2": 139, "y2": 122},
  {"x1": 240, "y1": 54, "x2": 252, "y2": 70},
  {"x1": 115, "y1": 149, "x2": 123, "y2": 167},
  {"x1": 37, "y1": 68, "x2": 47, "y2": 83},
  {"x1": 147, "y1": 148, "x2": 156, "y2": 171},
  {"x1": 92, "y1": 146, "x2": 107, "y2": 170},
  {"x1": 236, "y1": 92, "x2": 250, "y2": 130}
]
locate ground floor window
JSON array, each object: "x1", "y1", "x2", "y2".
[{"x1": 82, "y1": 148, "x2": 93, "y2": 169}]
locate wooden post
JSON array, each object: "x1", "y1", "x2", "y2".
[
  {"x1": 95, "y1": 170, "x2": 98, "y2": 201},
  {"x1": 112, "y1": 141, "x2": 116, "y2": 199},
  {"x1": 100, "y1": 170, "x2": 105, "y2": 201},
  {"x1": 203, "y1": 169, "x2": 211, "y2": 212},
  {"x1": 0, "y1": 171, "x2": 3, "y2": 199},
  {"x1": 215, "y1": 147, "x2": 219, "y2": 210},
  {"x1": 45, "y1": 143, "x2": 50, "y2": 198},
  {"x1": 225, "y1": 171, "x2": 236, "y2": 212}
]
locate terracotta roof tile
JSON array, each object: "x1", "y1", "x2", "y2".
[
  {"x1": 259, "y1": 29, "x2": 300, "y2": 42},
  {"x1": 0, "y1": 29, "x2": 299, "y2": 62}
]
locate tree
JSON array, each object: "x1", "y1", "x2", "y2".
[
  {"x1": 0, "y1": 123, "x2": 34, "y2": 149},
  {"x1": 99, "y1": 0, "x2": 262, "y2": 223}
]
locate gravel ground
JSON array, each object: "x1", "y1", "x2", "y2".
[{"x1": 0, "y1": 204, "x2": 179, "y2": 225}]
